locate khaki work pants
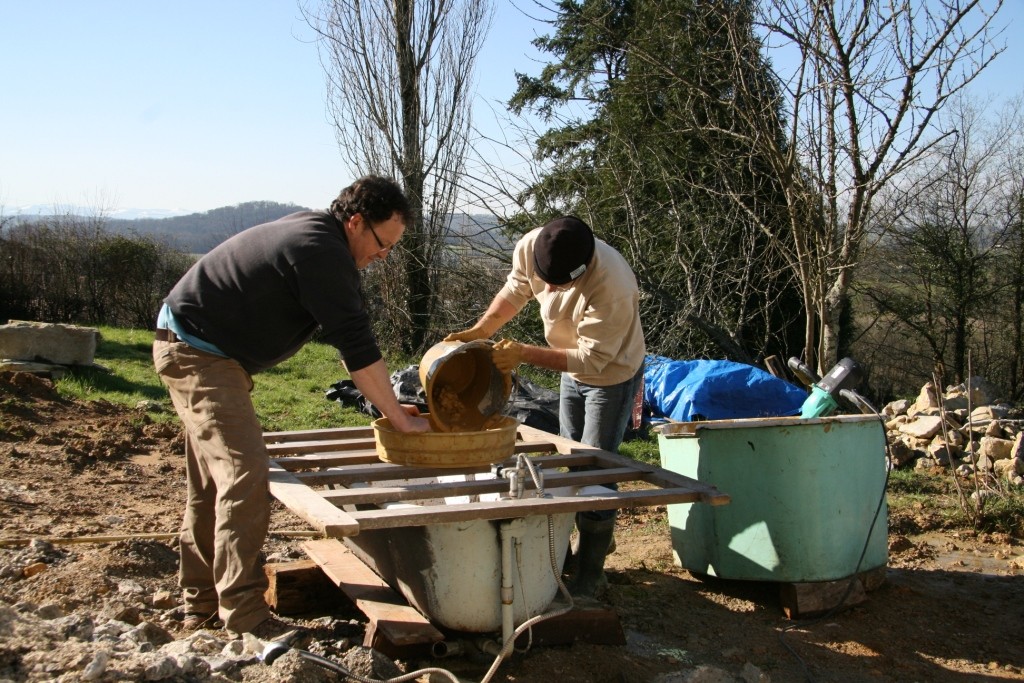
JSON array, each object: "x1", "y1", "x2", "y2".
[{"x1": 153, "y1": 339, "x2": 271, "y2": 633}]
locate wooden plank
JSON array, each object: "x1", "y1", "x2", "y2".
[
  {"x1": 267, "y1": 462, "x2": 359, "y2": 537},
  {"x1": 269, "y1": 437, "x2": 560, "y2": 469},
  {"x1": 779, "y1": 576, "x2": 867, "y2": 619},
  {"x1": 535, "y1": 443, "x2": 726, "y2": 506},
  {"x1": 514, "y1": 438, "x2": 559, "y2": 453},
  {"x1": 319, "y1": 467, "x2": 642, "y2": 506},
  {"x1": 636, "y1": 469, "x2": 731, "y2": 506},
  {"x1": 266, "y1": 439, "x2": 375, "y2": 456},
  {"x1": 657, "y1": 414, "x2": 879, "y2": 437},
  {"x1": 265, "y1": 426, "x2": 375, "y2": 442},
  {"x1": 272, "y1": 450, "x2": 382, "y2": 471},
  {"x1": 348, "y1": 487, "x2": 714, "y2": 530},
  {"x1": 294, "y1": 452, "x2": 601, "y2": 487},
  {"x1": 302, "y1": 538, "x2": 443, "y2": 646},
  {"x1": 763, "y1": 354, "x2": 790, "y2": 381},
  {"x1": 515, "y1": 603, "x2": 625, "y2": 646},
  {"x1": 264, "y1": 560, "x2": 343, "y2": 615}
]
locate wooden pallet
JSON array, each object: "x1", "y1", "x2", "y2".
[{"x1": 264, "y1": 423, "x2": 730, "y2": 537}]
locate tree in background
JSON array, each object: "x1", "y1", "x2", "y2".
[
  {"x1": 861, "y1": 97, "x2": 1021, "y2": 383},
  {"x1": 1003, "y1": 178, "x2": 1024, "y2": 400},
  {"x1": 0, "y1": 216, "x2": 191, "y2": 329},
  {"x1": 507, "y1": 0, "x2": 802, "y2": 363},
  {"x1": 715, "y1": 0, "x2": 1006, "y2": 374},
  {"x1": 304, "y1": 0, "x2": 493, "y2": 355},
  {"x1": 577, "y1": 0, "x2": 1008, "y2": 375}
]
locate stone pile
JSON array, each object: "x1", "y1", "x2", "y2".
[
  {"x1": 0, "y1": 539, "x2": 402, "y2": 682},
  {"x1": 0, "y1": 601, "x2": 398, "y2": 682},
  {"x1": 881, "y1": 377, "x2": 1024, "y2": 485}
]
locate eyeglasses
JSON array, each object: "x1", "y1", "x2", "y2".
[{"x1": 366, "y1": 222, "x2": 395, "y2": 256}]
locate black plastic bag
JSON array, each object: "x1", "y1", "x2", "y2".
[{"x1": 325, "y1": 379, "x2": 381, "y2": 418}]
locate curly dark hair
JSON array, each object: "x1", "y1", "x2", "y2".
[{"x1": 329, "y1": 175, "x2": 411, "y2": 226}]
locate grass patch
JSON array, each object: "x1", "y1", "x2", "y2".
[
  {"x1": 54, "y1": 325, "x2": 373, "y2": 433},
  {"x1": 621, "y1": 431, "x2": 660, "y2": 465},
  {"x1": 252, "y1": 342, "x2": 362, "y2": 432},
  {"x1": 975, "y1": 488, "x2": 1024, "y2": 536},
  {"x1": 58, "y1": 326, "x2": 169, "y2": 407},
  {"x1": 887, "y1": 467, "x2": 1024, "y2": 537}
]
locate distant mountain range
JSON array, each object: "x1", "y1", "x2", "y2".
[
  {"x1": 7, "y1": 201, "x2": 511, "y2": 255},
  {"x1": 10, "y1": 204, "x2": 197, "y2": 220},
  {"x1": 104, "y1": 201, "x2": 311, "y2": 253}
]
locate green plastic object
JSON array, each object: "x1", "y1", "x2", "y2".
[
  {"x1": 658, "y1": 415, "x2": 888, "y2": 582},
  {"x1": 799, "y1": 385, "x2": 838, "y2": 418}
]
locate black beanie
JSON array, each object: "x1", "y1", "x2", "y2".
[{"x1": 533, "y1": 216, "x2": 596, "y2": 285}]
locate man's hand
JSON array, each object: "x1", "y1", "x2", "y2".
[
  {"x1": 492, "y1": 339, "x2": 525, "y2": 373},
  {"x1": 391, "y1": 412, "x2": 431, "y2": 433},
  {"x1": 443, "y1": 327, "x2": 490, "y2": 343}
]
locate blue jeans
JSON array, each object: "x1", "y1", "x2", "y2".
[{"x1": 560, "y1": 367, "x2": 643, "y2": 521}]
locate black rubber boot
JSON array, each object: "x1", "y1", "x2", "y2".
[
  {"x1": 563, "y1": 528, "x2": 617, "y2": 577},
  {"x1": 568, "y1": 513, "x2": 616, "y2": 599}
]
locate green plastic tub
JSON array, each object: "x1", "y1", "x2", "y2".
[{"x1": 657, "y1": 414, "x2": 888, "y2": 582}]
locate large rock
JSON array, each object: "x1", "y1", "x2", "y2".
[
  {"x1": 970, "y1": 404, "x2": 1011, "y2": 423},
  {"x1": 883, "y1": 399, "x2": 911, "y2": 417},
  {"x1": 888, "y1": 439, "x2": 918, "y2": 468},
  {"x1": 913, "y1": 382, "x2": 940, "y2": 412},
  {"x1": 0, "y1": 320, "x2": 99, "y2": 366},
  {"x1": 965, "y1": 376, "x2": 995, "y2": 406},
  {"x1": 898, "y1": 415, "x2": 944, "y2": 440},
  {"x1": 978, "y1": 436, "x2": 1014, "y2": 461},
  {"x1": 1011, "y1": 433, "x2": 1024, "y2": 460}
]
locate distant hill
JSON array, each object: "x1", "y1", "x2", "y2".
[
  {"x1": 107, "y1": 201, "x2": 310, "y2": 253},
  {"x1": 8, "y1": 201, "x2": 514, "y2": 255}
]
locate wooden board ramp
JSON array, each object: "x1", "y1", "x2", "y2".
[
  {"x1": 302, "y1": 538, "x2": 443, "y2": 650},
  {"x1": 264, "y1": 423, "x2": 730, "y2": 538}
]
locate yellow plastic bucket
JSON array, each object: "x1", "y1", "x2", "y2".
[{"x1": 418, "y1": 340, "x2": 512, "y2": 432}]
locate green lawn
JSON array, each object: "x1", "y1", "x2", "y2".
[{"x1": 57, "y1": 325, "x2": 371, "y2": 432}]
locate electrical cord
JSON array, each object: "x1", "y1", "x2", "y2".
[
  {"x1": 259, "y1": 639, "x2": 462, "y2": 682},
  {"x1": 777, "y1": 398, "x2": 892, "y2": 682}
]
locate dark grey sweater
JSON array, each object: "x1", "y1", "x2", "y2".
[{"x1": 164, "y1": 211, "x2": 381, "y2": 374}]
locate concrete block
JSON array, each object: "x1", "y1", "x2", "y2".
[{"x1": 0, "y1": 320, "x2": 100, "y2": 366}]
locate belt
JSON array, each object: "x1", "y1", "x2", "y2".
[{"x1": 154, "y1": 328, "x2": 180, "y2": 343}]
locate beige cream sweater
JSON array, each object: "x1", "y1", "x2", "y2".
[{"x1": 498, "y1": 227, "x2": 646, "y2": 386}]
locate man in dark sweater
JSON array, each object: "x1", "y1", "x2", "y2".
[{"x1": 153, "y1": 175, "x2": 429, "y2": 639}]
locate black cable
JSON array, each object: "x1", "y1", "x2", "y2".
[{"x1": 777, "y1": 402, "x2": 892, "y2": 682}]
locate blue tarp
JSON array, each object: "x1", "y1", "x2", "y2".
[{"x1": 643, "y1": 355, "x2": 807, "y2": 422}]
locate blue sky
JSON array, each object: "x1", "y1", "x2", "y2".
[{"x1": 1, "y1": 1, "x2": 1021, "y2": 217}]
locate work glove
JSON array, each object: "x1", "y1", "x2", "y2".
[
  {"x1": 443, "y1": 327, "x2": 490, "y2": 343},
  {"x1": 492, "y1": 339, "x2": 525, "y2": 373}
]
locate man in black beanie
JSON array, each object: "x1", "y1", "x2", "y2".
[{"x1": 445, "y1": 215, "x2": 646, "y2": 598}]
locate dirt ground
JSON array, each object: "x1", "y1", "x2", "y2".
[{"x1": 1, "y1": 370, "x2": 1023, "y2": 682}]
